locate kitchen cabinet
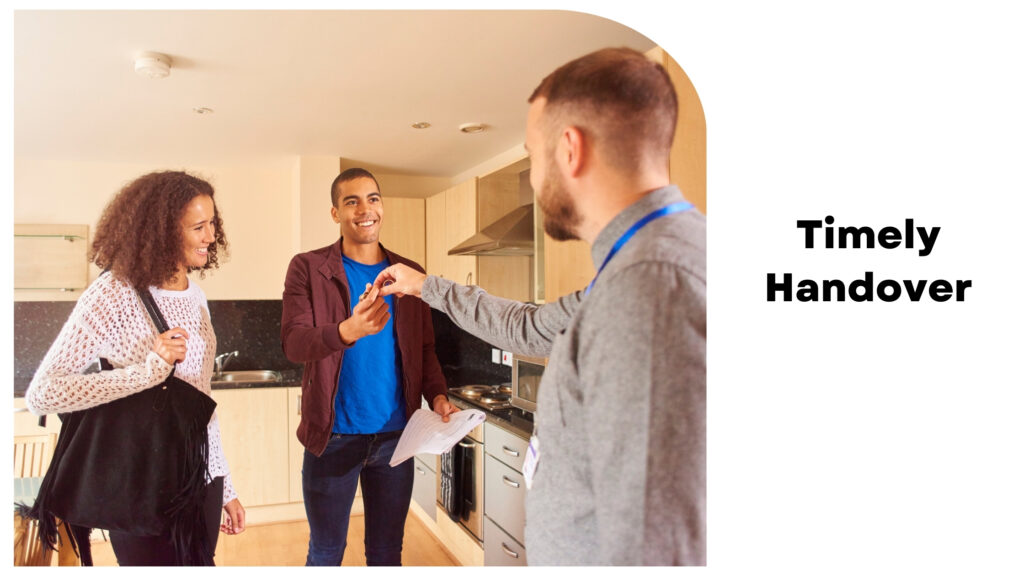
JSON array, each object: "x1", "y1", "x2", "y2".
[
  {"x1": 286, "y1": 386, "x2": 363, "y2": 516},
  {"x1": 483, "y1": 422, "x2": 528, "y2": 545},
  {"x1": 379, "y1": 197, "x2": 426, "y2": 268},
  {"x1": 212, "y1": 387, "x2": 291, "y2": 507},
  {"x1": 14, "y1": 224, "x2": 90, "y2": 300},
  {"x1": 543, "y1": 236, "x2": 595, "y2": 301},
  {"x1": 484, "y1": 454, "x2": 526, "y2": 545},
  {"x1": 410, "y1": 417, "x2": 536, "y2": 566},
  {"x1": 412, "y1": 454, "x2": 438, "y2": 522},
  {"x1": 287, "y1": 386, "x2": 304, "y2": 503},
  {"x1": 426, "y1": 178, "x2": 478, "y2": 286},
  {"x1": 476, "y1": 159, "x2": 533, "y2": 302},
  {"x1": 426, "y1": 164, "x2": 533, "y2": 301},
  {"x1": 484, "y1": 516, "x2": 527, "y2": 566},
  {"x1": 484, "y1": 422, "x2": 528, "y2": 471}
]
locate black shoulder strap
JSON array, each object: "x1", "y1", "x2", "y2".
[
  {"x1": 135, "y1": 286, "x2": 177, "y2": 379},
  {"x1": 136, "y1": 286, "x2": 171, "y2": 334}
]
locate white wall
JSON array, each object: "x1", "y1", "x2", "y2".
[
  {"x1": 339, "y1": 158, "x2": 451, "y2": 200},
  {"x1": 13, "y1": 154, "x2": 451, "y2": 301},
  {"x1": 297, "y1": 156, "x2": 344, "y2": 253},
  {"x1": 14, "y1": 156, "x2": 298, "y2": 300}
]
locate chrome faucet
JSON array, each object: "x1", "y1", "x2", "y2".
[{"x1": 214, "y1": 350, "x2": 239, "y2": 377}]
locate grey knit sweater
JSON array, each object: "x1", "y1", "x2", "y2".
[{"x1": 422, "y1": 185, "x2": 706, "y2": 565}]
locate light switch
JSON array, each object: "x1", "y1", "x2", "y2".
[{"x1": 492, "y1": 348, "x2": 501, "y2": 364}]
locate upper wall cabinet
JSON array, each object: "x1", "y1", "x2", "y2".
[
  {"x1": 426, "y1": 168, "x2": 534, "y2": 302},
  {"x1": 14, "y1": 224, "x2": 90, "y2": 294},
  {"x1": 476, "y1": 159, "x2": 532, "y2": 303},
  {"x1": 426, "y1": 178, "x2": 478, "y2": 287},
  {"x1": 379, "y1": 197, "x2": 426, "y2": 268}
]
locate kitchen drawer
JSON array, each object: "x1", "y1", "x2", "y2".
[
  {"x1": 484, "y1": 454, "x2": 526, "y2": 544},
  {"x1": 415, "y1": 452, "x2": 438, "y2": 474},
  {"x1": 412, "y1": 456, "x2": 437, "y2": 522},
  {"x1": 484, "y1": 515, "x2": 527, "y2": 566},
  {"x1": 484, "y1": 421, "x2": 528, "y2": 472}
]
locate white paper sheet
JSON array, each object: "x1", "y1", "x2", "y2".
[{"x1": 389, "y1": 408, "x2": 487, "y2": 467}]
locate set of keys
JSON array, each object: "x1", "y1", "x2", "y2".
[{"x1": 358, "y1": 280, "x2": 394, "y2": 303}]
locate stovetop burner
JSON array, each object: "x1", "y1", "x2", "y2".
[
  {"x1": 447, "y1": 390, "x2": 534, "y2": 436},
  {"x1": 479, "y1": 392, "x2": 511, "y2": 405},
  {"x1": 450, "y1": 385, "x2": 512, "y2": 411},
  {"x1": 456, "y1": 385, "x2": 496, "y2": 399}
]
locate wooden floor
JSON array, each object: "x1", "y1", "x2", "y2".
[{"x1": 89, "y1": 511, "x2": 458, "y2": 566}]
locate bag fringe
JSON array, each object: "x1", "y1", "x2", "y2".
[{"x1": 166, "y1": 414, "x2": 213, "y2": 566}]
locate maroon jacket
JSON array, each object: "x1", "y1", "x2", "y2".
[{"x1": 281, "y1": 239, "x2": 447, "y2": 456}]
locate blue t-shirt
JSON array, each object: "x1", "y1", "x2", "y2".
[{"x1": 332, "y1": 255, "x2": 406, "y2": 434}]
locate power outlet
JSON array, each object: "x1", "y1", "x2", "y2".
[
  {"x1": 491, "y1": 348, "x2": 501, "y2": 365},
  {"x1": 501, "y1": 350, "x2": 513, "y2": 367}
]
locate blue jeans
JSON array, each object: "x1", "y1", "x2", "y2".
[{"x1": 302, "y1": 430, "x2": 414, "y2": 566}]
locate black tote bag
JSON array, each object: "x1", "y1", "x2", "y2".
[{"x1": 28, "y1": 285, "x2": 217, "y2": 566}]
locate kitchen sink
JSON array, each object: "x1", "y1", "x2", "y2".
[{"x1": 212, "y1": 370, "x2": 282, "y2": 384}]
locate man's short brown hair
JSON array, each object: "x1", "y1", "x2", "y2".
[
  {"x1": 529, "y1": 47, "x2": 678, "y2": 174},
  {"x1": 331, "y1": 167, "x2": 380, "y2": 207}
]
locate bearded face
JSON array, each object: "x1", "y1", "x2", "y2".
[
  {"x1": 536, "y1": 152, "x2": 581, "y2": 242},
  {"x1": 528, "y1": 98, "x2": 582, "y2": 242}
]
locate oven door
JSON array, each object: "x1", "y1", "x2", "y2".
[
  {"x1": 458, "y1": 436, "x2": 484, "y2": 540},
  {"x1": 438, "y1": 431, "x2": 484, "y2": 541}
]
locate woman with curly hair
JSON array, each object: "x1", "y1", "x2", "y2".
[{"x1": 25, "y1": 170, "x2": 246, "y2": 566}]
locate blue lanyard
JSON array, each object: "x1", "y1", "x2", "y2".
[{"x1": 584, "y1": 202, "x2": 694, "y2": 296}]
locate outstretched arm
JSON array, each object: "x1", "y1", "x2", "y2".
[{"x1": 375, "y1": 263, "x2": 582, "y2": 358}]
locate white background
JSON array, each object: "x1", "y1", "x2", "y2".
[
  {"x1": 639, "y1": 1, "x2": 1024, "y2": 573},
  {"x1": 5, "y1": 1, "x2": 1023, "y2": 573}
]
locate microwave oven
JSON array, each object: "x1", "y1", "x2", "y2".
[{"x1": 511, "y1": 354, "x2": 547, "y2": 413}]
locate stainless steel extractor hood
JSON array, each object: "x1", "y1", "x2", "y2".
[{"x1": 448, "y1": 204, "x2": 534, "y2": 256}]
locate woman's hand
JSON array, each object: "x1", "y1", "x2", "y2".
[
  {"x1": 221, "y1": 498, "x2": 246, "y2": 535},
  {"x1": 152, "y1": 327, "x2": 189, "y2": 365}
]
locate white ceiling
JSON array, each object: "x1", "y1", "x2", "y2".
[{"x1": 14, "y1": 10, "x2": 655, "y2": 177}]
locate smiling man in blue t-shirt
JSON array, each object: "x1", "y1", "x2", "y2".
[{"x1": 281, "y1": 167, "x2": 455, "y2": 566}]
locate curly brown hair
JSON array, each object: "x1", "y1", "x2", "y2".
[{"x1": 90, "y1": 171, "x2": 228, "y2": 289}]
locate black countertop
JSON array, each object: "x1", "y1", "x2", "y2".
[
  {"x1": 14, "y1": 368, "x2": 305, "y2": 398},
  {"x1": 449, "y1": 396, "x2": 534, "y2": 440}
]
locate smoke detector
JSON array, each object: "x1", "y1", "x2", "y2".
[{"x1": 134, "y1": 51, "x2": 171, "y2": 79}]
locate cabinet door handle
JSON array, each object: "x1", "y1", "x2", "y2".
[
  {"x1": 297, "y1": 394, "x2": 302, "y2": 415},
  {"x1": 415, "y1": 465, "x2": 426, "y2": 475},
  {"x1": 502, "y1": 446, "x2": 520, "y2": 458},
  {"x1": 502, "y1": 476, "x2": 520, "y2": 489},
  {"x1": 501, "y1": 542, "x2": 520, "y2": 559},
  {"x1": 466, "y1": 272, "x2": 473, "y2": 285}
]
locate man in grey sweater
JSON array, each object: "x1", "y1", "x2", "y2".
[{"x1": 375, "y1": 47, "x2": 705, "y2": 566}]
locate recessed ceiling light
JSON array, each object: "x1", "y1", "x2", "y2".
[
  {"x1": 459, "y1": 122, "x2": 486, "y2": 134},
  {"x1": 411, "y1": 121, "x2": 431, "y2": 129},
  {"x1": 134, "y1": 51, "x2": 171, "y2": 79},
  {"x1": 193, "y1": 107, "x2": 214, "y2": 115}
]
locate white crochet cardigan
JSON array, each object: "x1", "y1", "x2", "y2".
[{"x1": 25, "y1": 272, "x2": 237, "y2": 506}]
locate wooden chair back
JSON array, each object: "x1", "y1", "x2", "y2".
[{"x1": 13, "y1": 433, "x2": 56, "y2": 478}]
